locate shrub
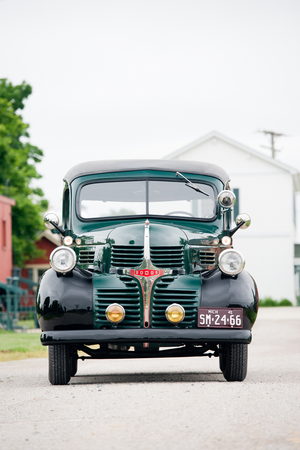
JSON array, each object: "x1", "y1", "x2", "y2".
[
  {"x1": 259, "y1": 297, "x2": 293, "y2": 307},
  {"x1": 279, "y1": 299, "x2": 293, "y2": 307}
]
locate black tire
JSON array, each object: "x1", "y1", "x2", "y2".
[
  {"x1": 220, "y1": 343, "x2": 248, "y2": 382},
  {"x1": 219, "y1": 344, "x2": 226, "y2": 373},
  {"x1": 70, "y1": 351, "x2": 78, "y2": 377},
  {"x1": 48, "y1": 345, "x2": 71, "y2": 385}
]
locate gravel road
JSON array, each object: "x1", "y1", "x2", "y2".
[{"x1": 0, "y1": 307, "x2": 300, "y2": 450}]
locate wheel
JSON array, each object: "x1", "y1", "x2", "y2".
[
  {"x1": 219, "y1": 343, "x2": 248, "y2": 382},
  {"x1": 219, "y1": 344, "x2": 226, "y2": 373},
  {"x1": 48, "y1": 345, "x2": 71, "y2": 385},
  {"x1": 70, "y1": 351, "x2": 78, "y2": 377}
]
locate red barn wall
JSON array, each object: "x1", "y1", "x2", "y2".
[
  {"x1": 0, "y1": 195, "x2": 15, "y2": 283},
  {"x1": 21, "y1": 234, "x2": 59, "y2": 295}
]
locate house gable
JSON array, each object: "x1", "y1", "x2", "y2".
[
  {"x1": 165, "y1": 131, "x2": 299, "y2": 303},
  {"x1": 165, "y1": 131, "x2": 300, "y2": 191}
]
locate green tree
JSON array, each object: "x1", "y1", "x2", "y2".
[{"x1": 0, "y1": 78, "x2": 48, "y2": 266}]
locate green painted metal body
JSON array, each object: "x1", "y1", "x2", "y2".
[{"x1": 37, "y1": 162, "x2": 258, "y2": 350}]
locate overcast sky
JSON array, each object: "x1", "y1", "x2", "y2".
[{"x1": 1, "y1": 0, "x2": 300, "y2": 213}]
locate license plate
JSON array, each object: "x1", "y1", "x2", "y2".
[{"x1": 198, "y1": 308, "x2": 243, "y2": 328}]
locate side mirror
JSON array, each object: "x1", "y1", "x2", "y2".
[
  {"x1": 44, "y1": 213, "x2": 59, "y2": 230},
  {"x1": 218, "y1": 190, "x2": 236, "y2": 209},
  {"x1": 235, "y1": 213, "x2": 251, "y2": 229},
  {"x1": 44, "y1": 213, "x2": 60, "y2": 230},
  {"x1": 44, "y1": 213, "x2": 66, "y2": 236}
]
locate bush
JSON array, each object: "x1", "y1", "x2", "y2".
[
  {"x1": 279, "y1": 299, "x2": 293, "y2": 307},
  {"x1": 260, "y1": 298, "x2": 277, "y2": 307},
  {"x1": 259, "y1": 297, "x2": 293, "y2": 307}
]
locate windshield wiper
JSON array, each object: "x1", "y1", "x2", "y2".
[{"x1": 176, "y1": 172, "x2": 209, "y2": 196}]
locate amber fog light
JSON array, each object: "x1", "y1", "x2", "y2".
[
  {"x1": 165, "y1": 303, "x2": 185, "y2": 324},
  {"x1": 105, "y1": 303, "x2": 125, "y2": 324}
]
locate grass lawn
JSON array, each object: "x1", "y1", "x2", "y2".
[{"x1": 0, "y1": 329, "x2": 47, "y2": 362}]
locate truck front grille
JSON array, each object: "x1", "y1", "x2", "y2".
[
  {"x1": 199, "y1": 250, "x2": 216, "y2": 266},
  {"x1": 111, "y1": 245, "x2": 144, "y2": 268},
  {"x1": 94, "y1": 276, "x2": 142, "y2": 328},
  {"x1": 78, "y1": 249, "x2": 95, "y2": 265},
  {"x1": 150, "y1": 246, "x2": 184, "y2": 268},
  {"x1": 151, "y1": 276, "x2": 199, "y2": 328}
]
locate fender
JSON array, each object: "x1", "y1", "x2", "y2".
[
  {"x1": 36, "y1": 268, "x2": 93, "y2": 331},
  {"x1": 201, "y1": 269, "x2": 258, "y2": 328}
]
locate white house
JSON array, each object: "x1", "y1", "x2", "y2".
[{"x1": 165, "y1": 131, "x2": 300, "y2": 305}]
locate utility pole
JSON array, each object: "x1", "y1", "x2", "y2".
[{"x1": 259, "y1": 130, "x2": 286, "y2": 158}]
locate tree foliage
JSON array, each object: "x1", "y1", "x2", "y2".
[{"x1": 0, "y1": 78, "x2": 48, "y2": 266}]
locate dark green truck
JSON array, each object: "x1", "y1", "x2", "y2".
[{"x1": 37, "y1": 160, "x2": 258, "y2": 384}]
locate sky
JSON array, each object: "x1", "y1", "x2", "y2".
[{"x1": 1, "y1": 0, "x2": 300, "y2": 215}]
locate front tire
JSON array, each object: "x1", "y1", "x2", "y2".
[
  {"x1": 48, "y1": 345, "x2": 71, "y2": 385},
  {"x1": 70, "y1": 350, "x2": 78, "y2": 377},
  {"x1": 219, "y1": 343, "x2": 248, "y2": 382}
]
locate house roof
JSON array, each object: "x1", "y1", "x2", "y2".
[
  {"x1": 165, "y1": 131, "x2": 300, "y2": 191},
  {"x1": 63, "y1": 159, "x2": 230, "y2": 185},
  {"x1": 38, "y1": 230, "x2": 61, "y2": 246},
  {"x1": 0, "y1": 195, "x2": 16, "y2": 206}
]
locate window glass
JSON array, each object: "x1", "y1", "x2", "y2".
[
  {"x1": 80, "y1": 181, "x2": 146, "y2": 218},
  {"x1": 79, "y1": 180, "x2": 216, "y2": 219},
  {"x1": 149, "y1": 181, "x2": 215, "y2": 218}
]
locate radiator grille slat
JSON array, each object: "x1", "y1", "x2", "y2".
[
  {"x1": 94, "y1": 276, "x2": 141, "y2": 328},
  {"x1": 111, "y1": 245, "x2": 144, "y2": 268},
  {"x1": 199, "y1": 250, "x2": 216, "y2": 265},
  {"x1": 151, "y1": 277, "x2": 199, "y2": 328},
  {"x1": 150, "y1": 246, "x2": 184, "y2": 268},
  {"x1": 78, "y1": 249, "x2": 95, "y2": 265}
]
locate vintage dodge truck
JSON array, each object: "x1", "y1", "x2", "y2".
[{"x1": 37, "y1": 160, "x2": 258, "y2": 384}]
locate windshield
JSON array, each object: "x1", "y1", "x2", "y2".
[{"x1": 78, "y1": 180, "x2": 216, "y2": 220}]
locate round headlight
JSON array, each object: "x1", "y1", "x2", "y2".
[
  {"x1": 50, "y1": 246, "x2": 77, "y2": 273},
  {"x1": 218, "y1": 190, "x2": 236, "y2": 208},
  {"x1": 165, "y1": 303, "x2": 185, "y2": 324},
  {"x1": 218, "y1": 249, "x2": 245, "y2": 275},
  {"x1": 106, "y1": 303, "x2": 125, "y2": 324}
]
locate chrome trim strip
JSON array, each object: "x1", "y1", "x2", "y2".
[{"x1": 124, "y1": 220, "x2": 171, "y2": 328}]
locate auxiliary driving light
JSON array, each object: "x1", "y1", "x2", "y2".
[
  {"x1": 63, "y1": 236, "x2": 74, "y2": 246},
  {"x1": 165, "y1": 303, "x2": 185, "y2": 324},
  {"x1": 105, "y1": 303, "x2": 125, "y2": 324},
  {"x1": 221, "y1": 236, "x2": 232, "y2": 246}
]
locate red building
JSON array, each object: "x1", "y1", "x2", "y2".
[
  {"x1": 0, "y1": 195, "x2": 15, "y2": 283},
  {"x1": 18, "y1": 230, "x2": 60, "y2": 307},
  {"x1": 21, "y1": 230, "x2": 60, "y2": 292}
]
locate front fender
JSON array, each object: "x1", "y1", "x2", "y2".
[
  {"x1": 201, "y1": 269, "x2": 258, "y2": 328},
  {"x1": 36, "y1": 268, "x2": 93, "y2": 331}
]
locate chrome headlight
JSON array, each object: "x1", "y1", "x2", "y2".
[
  {"x1": 50, "y1": 246, "x2": 77, "y2": 273},
  {"x1": 218, "y1": 249, "x2": 245, "y2": 275}
]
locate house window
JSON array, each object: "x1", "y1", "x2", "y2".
[
  {"x1": 233, "y1": 188, "x2": 239, "y2": 218},
  {"x1": 63, "y1": 188, "x2": 70, "y2": 229},
  {"x1": 38, "y1": 268, "x2": 47, "y2": 280},
  {"x1": 2, "y1": 219, "x2": 7, "y2": 250}
]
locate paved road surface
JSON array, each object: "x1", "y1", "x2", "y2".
[{"x1": 0, "y1": 307, "x2": 300, "y2": 450}]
